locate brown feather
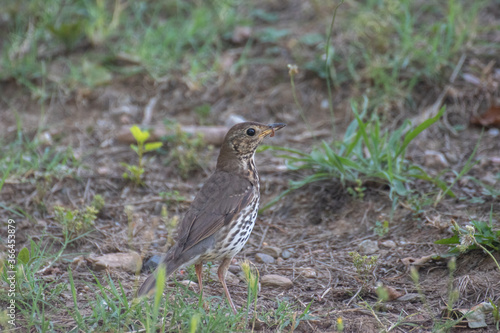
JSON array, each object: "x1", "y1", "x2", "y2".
[{"x1": 173, "y1": 170, "x2": 255, "y2": 258}]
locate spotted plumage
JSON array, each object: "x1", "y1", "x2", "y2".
[{"x1": 137, "y1": 121, "x2": 286, "y2": 314}]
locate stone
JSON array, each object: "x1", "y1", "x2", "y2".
[
  {"x1": 228, "y1": 265, "x2": 241, "y2": 275},
  {"x1": 261, "y1": 246, "x2": 282, "y2": 259},
  {"x1": 255, "y1": 253, "x2": 275, "y2": 264},
  {"x1": 301, "y1": 268, "x2": 317, "y2": 278},
  {"x1": 281, "y1": 249, "x2": 293, "y2": 259},
  {"x1": 143, "y1": 255, "x2": 162, "y2": 272},
  {"x1": 381, "y1": 240, "x2": 397, "y2": 248},
  {"x1": 89, "y1": 252, "x2": 142, "y2": 274},
  {"x1": 358, "y1": 240, "x2": 379, "y2": 255},
  {"x1": 424, "y1": 150, "x2": 449, "y2": 168},
  {"x1": 261, "y1": 274, "x2": 293, "y2": 289}
]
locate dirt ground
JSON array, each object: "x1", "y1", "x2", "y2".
[{"x1": 1, "y1": 1, "x2": 500, "y2": 332}]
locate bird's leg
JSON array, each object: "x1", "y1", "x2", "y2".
[
  {"x1": 195, "y1": 262, "x2": 210, "y2": 311},
  {"x1": 218, "y1": 257, "x2": 237, "y2": 315},
  {"x1": 195, "y1": 263, "x2": 204, "y2": 295}
]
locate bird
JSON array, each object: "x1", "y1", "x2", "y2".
[{"x1": 137, "y1": 121, "x2": 286, "y2": 314}]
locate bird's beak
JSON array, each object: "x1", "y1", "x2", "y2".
[{"x1": 259, "y1": 123, "x2": 286, "y2": 138}]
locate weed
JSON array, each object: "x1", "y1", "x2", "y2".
[
  {"x1": 327, "y1": 0, "x2": 481, "y2": 112},
  {"x1": 194, "y1": 104, "x2": 212, "y2": 125},
  {"x1": 336, "y1": 317, "x2": 344, "y2": 332},
  {"x1": 261, "y1": 103, "x2": 450, "y2": 211},
  {"x1": 54, "y1": 205, "x2": 97, "y2": 240},
  {"x1": 348, "y1": 251, "x2": 378, "y2": 285},
  {"x1": 373, "y1": 220, "x2": 389, "y2": 238},
  {"x1": 53, "y1": 194, "x2": 104, "y2": 241},
  {"x1": 241, "y1": 260, "x2": 260, "y2": 330},
  {"x1": 0, "y1": 128, "x2": 78, "y2": 181},
  {"x1": 490, "y1": 298, "x2": 500, "y2": 330},
  {"x1": 1, "y1": 237, "x2": 71, "y2": 330},
  {"x1": 160, "y1": 204, "x2": 179, "y2": 249},
  {"x1": 121, "y1": 125, "x2": 163, "y2": 185},
  {"x1": 435, "y1": 218, "x2": 500, "y2": 257},
  {"x1": 346, "y1": 178, "x2": 366, "y2": 199},
  {"x1": 164, "y1": 124, "x2": 208, "y2": 179},
  {"x1": 160, "y1": 190, "x2": 186, "y2": 204},
  {"x1": 90, "y1": 194, "x2": 105, "y2": 212}
]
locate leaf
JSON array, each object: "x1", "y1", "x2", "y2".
[
  {"x1": 130, "y1": 125, "x2": 150, "y2": 144},
  {"x1": 470, "y1": 105, "x2": 500, "y2": 127},
  {"x1": 397, "y1": 106, "x2": 446, "y2": 158},
  {"x1": 144, "y1": 142, "x2": 163, "y2": 152},
  {"x1": 18, "y1": 247, "x2": 30, "y2": 265},
  {"x1": 434, "y1": 235, "x2": 460, "y2": 245}
]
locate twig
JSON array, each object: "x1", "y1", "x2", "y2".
[
  {"x1": 346, "y1": 286, "x2": 362, "y2": 306},
  {"x1": 142, "y1": 95, "x2": 159, "y2": 125}
]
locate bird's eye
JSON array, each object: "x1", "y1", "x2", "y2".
[{"x1": 246, "y1": 128, "x2": 256, "y2": 136}]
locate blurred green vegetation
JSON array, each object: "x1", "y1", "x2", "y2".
[{"x1": 1, "y1": 0, "x2": 250, "y2": 98}]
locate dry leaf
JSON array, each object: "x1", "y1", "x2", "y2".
[{"x1": 470, "y1": 105, "x2": 500, "y2": 127}]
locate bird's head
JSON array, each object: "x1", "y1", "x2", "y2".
[{"x1": 216, "y1": 122, "x2": 286, "y2": 171}]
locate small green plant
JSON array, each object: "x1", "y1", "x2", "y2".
[
  {"x1": 346, "y1": 178, "x2": 366, "y2": 199},
  {"x1": 160, "y1": 190, "x2": 187, "y2": 204},
  {"x1": 336, "y1": 317, "x2": 344, "y2": 332},
  {"x1": 241, "y1": 260, "x2": 260, "y2": 330},
  {"x1": 489, "y1": 298, "x2": 500, "y2": 330},
  {"x1": 53, "y1": 194, "x2": 104, "y2": 240},
  {"x1": 373, "y1": 220, "x2": 389, "y2": 237},
  {"x1": 435, "y1": 219, "x2": 500, "y2": 255},
  {"x1": 194, "y1": 104, "x2": 212, "y2": 125},
  {"x1": 121, "y1": 125, "x2": 163, "y2": 185},
  {"x1": 348, "y1": 251, "x2": 378, "y2": 285},
  {"x1": 54, "y1": 205, "x2": 97, "y2": 240},
  {"x1": 262, "y1": 103, "x2": 450, "y2": 211},
  {"x1": 165, "y1": 124, "x2": 207, "y2": 179},
  {"x1": 161, "y1": 204, "x2": 179, "y2": 248},
  {"x1": 91, "y1": 194, "x2": 105, "y2": 212}
]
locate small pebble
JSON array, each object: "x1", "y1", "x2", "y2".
[
  {"x1": 261, "y1": 246, "x2": 282, "y2": 259},
  {"x1": 358, "y1": 239, "x2": 379, "y2": 255},
  {"x1": 281, "y1": 249, "x2": 292, "y2": 259},
  {"x1": 261, "y1": 274, "x2": 293, "y2": 289},
  {"x1": 143, "y1": 255, "x2": 162, "y2": 272},
  {"x1": 228, "y1": 265, "x2": 241, "y2": 274},
  {"x1": 487, "y1": 128, "x2": 499, "y2": 137},
  {"x1": 255, "y1": 253, "x2": 275, "y2": 264},
  {"x1": 381, "y1": 240, "x2": 397, "y2": 248},
  {"x1": 301, "y1": 268, "x2": 317, "y2": 278}
]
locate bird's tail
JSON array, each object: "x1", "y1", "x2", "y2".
[
  {"x1": 136, "y1": 249, "x2": 178, "y2": 297},
  {"x1": 136, "y1": 272, "x2": 160, "y2": 297}
]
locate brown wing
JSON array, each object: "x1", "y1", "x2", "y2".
[{"x1": 173, "y1": 171, "x2": 255, "y2": 257}]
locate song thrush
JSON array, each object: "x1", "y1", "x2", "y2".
[{"x1": 137, "y1": 121, "x2": 286, "y2": 314}]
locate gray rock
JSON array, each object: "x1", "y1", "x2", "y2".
[
  {"x1": 261, "y1": 246, "x2": 282, "y2": 259},
  {"x1": 255, "y1": 253, "x2": 275, "y2": 264},
  {"x1": 228, "y1": 265, "x2": 241, "y2": 274},
  {"x1": 261, "y1": 274, "x2": 293, "y2": 289},
  {"x1": 358, "y1": 239, "x2": 379, "y2": 255},
  {"x1": 281, "y1": 249, "x2": 293, "y2": 259},
  {"x1": 143, "y1": 255, "x2": 162, "y2": 272},
  {"x1": 381, "y1": 240, "x2": 397, "y2": 248}
]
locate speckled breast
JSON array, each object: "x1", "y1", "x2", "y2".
[{"x1": 201, "y1": 195, "x2": 260, "y2": 261}]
